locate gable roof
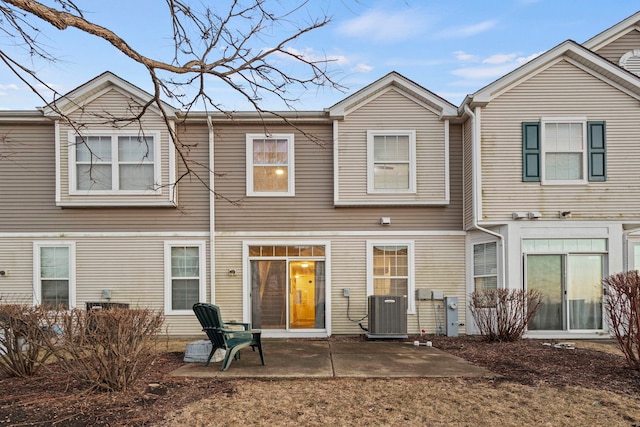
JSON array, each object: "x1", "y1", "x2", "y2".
[
  {"x1": 327, "y1": 71, "x2": 457, "y2": 119},
  {"x1": 583, "y1": 11, "x2": 640, "y2": 51},
  {"x1": 41, "y1": 71, "x2": 178, "y2": 118},
  {"x1": 463, "y1": 39, "x2": 640, "y2": 109}
]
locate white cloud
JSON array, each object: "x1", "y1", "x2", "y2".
[
  {"x1": 516, "y1": 51, "x2": 545, "y2": 64},
  {"x1": 351, "y1": 63, "x2": 373, "y2": 73},
  {"x1": 452, "y1": 64, "x2": 517, "y2": 80},
  {"x1": 454, "y1": 50, "x2": 478, "y2": 62},
  {"x1": 436, "y1": 20, "x2": 498, "y2": 39},
  {"x1": 337, "y1": 8, "x2": 427, "y2": 43},
  {"x1": 0, "y1": 84, "x2": 20, "y2": 91},
  {"x1": 452, "y1": 50, "x2": 545, "y2": 81},
  {"x1": 483, "y1": 53, "x2": 518, "y2": 65}
]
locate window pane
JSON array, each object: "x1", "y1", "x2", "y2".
[
  {"x1": 119, "y1": 164, "x2": 155, "y2": 190},
  {"x1": 374, "y1": 135, "x2": 409, "y2": 162},
  {"x1": 171, "y1": 279, "x2": 200, "y2": 310},
  {"x1": 40, "y1": 247, "x2": 69, "y2": 279},
  {"x1": 76, "y1": 136, "x2": 111, "y2": 162},
  {"x1": 118, "y1": 136, "x2": 154, "y2": 162},
  {"x1": 77, "y1": 164, "x2": 112, "y2": 190},
  {"x1": 253, "y1": 166, "x2": 288, "y2": 192},
  {"x1": 374, "y1": 164, "x2": 409, "y2": 189},
  {"x1": 474, "y1": 276, "x2": 497, "y2": 292},
  {"x1": 373, "y1": 278, "x2": 408, "y2": 296},
  {"x1": 473, "y1": 243, "x2": 497, "y2": 276},
  {"x1": 253, "y1": 139, "x2": 288, "y2": 165},
  {"x1": 373, "y1": 245, "x2": 409, "y2": 295},
  {"x1": 171, "y1": 246, "x2": 200, "y2": 277},
  {"x1": 546, "y1": 153, "x2": 582, "y2": 180},
  {"x1": 41, "y1": 279, "x2": 69, "y2": 309}
]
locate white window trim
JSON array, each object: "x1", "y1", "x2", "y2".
[
  {"x1": 367, "y1": 130, "x2": 417, "y2": 194},
  {"x1": 540, "y1": 117, "x2": 587, "y2": 186},
  {"x1": 241, "y1": 240, "x2": 332, "y2": 337},
  {"x1": 472, "y1": 241, "x2": 499, "y2": 292},
  {"x1": 68, "y1": 130, "x2": 162, "y2": 195},
  {"x1": 164, "y1": 241, "x2": 207, "y2": 315},
  {"x1": 366, "y1": 240, "x2": 415, "y2": 314},
  {"x1": 246, "y1": 133, "x2": 295, "y2": 197},
  {"x1": 33, "y1": 241, "x2": 76, "y2": 308}
]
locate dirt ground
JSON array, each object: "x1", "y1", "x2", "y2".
[{"x1": 2, "y1": 336, "x2": 640, "y2": 426}]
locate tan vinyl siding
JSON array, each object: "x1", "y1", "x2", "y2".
[
  {"x1": 591, "y1": 29, "x2": 640, "y2": 65},
  {"x1": 480, "y1": 59, "x2": 640, "y2": 221},
  {"x1": 58, "y1": 89, "x2": 173, "y2": 206},
  {"x1": 214, "y1": 122, "x2": 463, "y2": 232},
  {"x1": 336, "y1": 88, "x2": 448, "y2": 204},
  {"x1": 0, "y1": 236, "x2": 209, "y2": 336},
  {"x1": 462, "y1": 119, "x2": 474, "y2": 229},
  {"x1": 214, "y1": 234, "x2": 466, "y2": 335},
  {"x1": 0, "y1": 122, "x2": 209, "y2": 232}
]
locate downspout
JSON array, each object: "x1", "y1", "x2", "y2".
[
  {"x1": 464, "y1": 104, "x2": 507, "y2": 288},
  {"x1": 207, "y1": 115, "x2": 216, "y2": 304}
]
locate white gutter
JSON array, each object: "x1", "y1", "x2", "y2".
[
  {"x1": 207, "y1": 115, "x2": 216, "y2": 304},
  {"x1": 464, "y1": 104, "x2": 507, "y2": 288}
]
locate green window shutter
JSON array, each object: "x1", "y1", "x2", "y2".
[
  {"x1": 588, "y1": 121, "x2": 606, "y2": 182},
  {"x1": 522, "y1": 122, "x2": 540, "y2": 182}
]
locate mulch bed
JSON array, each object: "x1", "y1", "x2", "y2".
[{"x1": 1, "y1": 336, "x2": 639, "y2": 426}]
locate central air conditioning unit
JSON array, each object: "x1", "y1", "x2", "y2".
[{"x1": 367, "y1": 295, "x2": 408, "y2": 338}]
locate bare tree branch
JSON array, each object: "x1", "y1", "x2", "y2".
[{"x1": 1, "y1": 0, "x2": 346, "y2": 200}]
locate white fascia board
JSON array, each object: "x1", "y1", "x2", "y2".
[
  {"x1": 583, "y1": 12, "x2": 640, "y2": 50},
  {"x1": 470, "y1": 40, "x2": 640, "y2": 105},
  {"x1": 43, "y1": 71, "x2": 177, "y2": 118},
  {"x1": 328, "y1": 71, "x2": 457, "y2": 118}
]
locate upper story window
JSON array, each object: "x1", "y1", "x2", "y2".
[
  {"x1": 522, "y1": 119, "x2": 605, "y2": 184},
  {"x1": 246, "y1": 134, "x2": 295, "y2": 196},
  {"x1": 367, "y1": 130, "x2": 416, "y2": 193},
  {"x1": 69, "y1": 131, "x2": 160, "y2": 194}
]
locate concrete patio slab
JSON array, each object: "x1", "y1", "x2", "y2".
[{"x1": 170, "y1": 339, "x2": 495, "y2": 379}]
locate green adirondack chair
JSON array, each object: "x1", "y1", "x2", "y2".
[{"x1": 192, "y1": 303, "x2": 265, "y2": 371}]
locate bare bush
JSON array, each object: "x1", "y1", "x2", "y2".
[
  {"x1": 469, "y1": 289, "x2": 543, "y2": 342},
  {"x1": 604, "y1": 271, "x2": 640, "y2": 370},
  {"x1": 43, "y1": 307, "x2": 165, "y2": 392},
  {"x1": 0, "y1": 304, "x2": 58, "y2": 377}
]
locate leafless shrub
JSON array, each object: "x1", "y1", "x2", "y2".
[
  {"x1": 43, "y1": 307, "x2": 165, "y2": 392},
  {"x1": 603, "y1": 271, "x2": 640, "y2": 370},
  {"x1": 0, "y1": 304, "x2": 58, "y2": 377},
  {"x1": 469, "y1": 289, "x2": 543, "y2": 342}
]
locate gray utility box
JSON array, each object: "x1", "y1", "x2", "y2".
[
  {"x1": 444, "y1": 296, "x2": 459, "y2": 337},
  {"x1": 367, "y1": 295, "x2": 408, "y2": 339}
]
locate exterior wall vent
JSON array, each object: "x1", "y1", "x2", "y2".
[{"x1": 367, "y1": 295, "x2": 408, "y2": 338}]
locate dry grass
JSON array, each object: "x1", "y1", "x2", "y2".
[{"x1": 158, "y1": 378, "x2": 640, "y2": 426}]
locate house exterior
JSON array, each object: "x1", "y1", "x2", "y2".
[{"x1": 2, "y1": 12, "x2": 640, "y2": 339}]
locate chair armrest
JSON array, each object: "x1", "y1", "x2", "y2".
[{"x1": 224, "y1": 322, "x2": 251, "y2": 331}]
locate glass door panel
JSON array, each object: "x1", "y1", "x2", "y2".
[
  {"x1": 568, "y1": 255, "x2": 603, "y2": 330},
  {"x1": 527, "y1": 255, "x2": 564, "y2": 330},
  {"x1": 250, "y1": 260, "x2": 287, "y2": 329},
  {"x1": 289, "y1": 261, "x2": 326, "y2": 329},
  {"x1": 251, "y1": 259, "x2": 325, "y2": 330}
]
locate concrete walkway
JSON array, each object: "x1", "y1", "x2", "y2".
[{"x1": 171, "y1": 339, "x2": 495, "y2": 379}]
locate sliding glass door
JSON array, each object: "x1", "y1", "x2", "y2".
[{"x1": 526, "y1": 253, "x2": 603, "y2": 331}]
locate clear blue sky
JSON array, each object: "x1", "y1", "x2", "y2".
[{"x1": 1, "y1": 0, "x2": 639, "y2": 111}]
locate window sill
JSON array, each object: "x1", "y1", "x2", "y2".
[{"x1": 56, "y1": 200, "x2": 177, "y2": 208}]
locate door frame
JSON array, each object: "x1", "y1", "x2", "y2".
[
  {"x1": 524, "y1": 250, "x2": 606, "y2": 333},
  {"x1": 242, "y1": 240, "x2": 331, "y2": 338}
]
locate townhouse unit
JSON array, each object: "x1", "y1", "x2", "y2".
[{"x1": 2, "y1": 11, "x2": 640, "y2": 339}]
